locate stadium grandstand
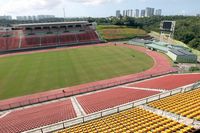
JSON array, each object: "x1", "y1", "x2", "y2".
[
  {"x1": 0, "y1": 21, "x2": 101, "y2": 52},
  {"x1": 0, "y1": 73, "x2": 200, "y2": 133}
]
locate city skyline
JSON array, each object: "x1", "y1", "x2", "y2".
[{"x1": 0, "y1": 0, "x2": 199, "y2": 18}]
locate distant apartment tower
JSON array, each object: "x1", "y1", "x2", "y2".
[
  {"x1": 37, "y1": 15, "x2": 55, "y2": 20},
  {"x1": 155, "y1": 9, "x2": 162, "y2": 16},
  {"x1": 0, "y1": 16, "x2": 12, "y2": 20},
  {"x1": 141, "y1": 10, "x2": 145, "y2": 17},
  {"x1": 145, "y1": 7, "x2": 154, "y2": 17},
  {"x1": 17, "y1": 16, "x2": 36, "y2": 21},
  {"x1": 123, "y1": 10, "x2": 126, "y2": 17},
  {"x1": 130, "y1": 9, "x2": 133, "y2": 17},
  {"x1": 16, "y1": 16, "x2": 27, "y2": 21},
  {"x1": 126, "y1": 10, "x2": 129, "y2": 17},
  {"x1": 197, "y1": 14, "x2": 200, "y2": 17},
  {"x1": 16, "y1": 15, "x2": 55, "y2": 21},
  {"x1": 116, "y1": 10, "x2": 121, "y2": 18},
  {"x1": 133, "y1": 9, "x2": 140, "y2": 18}
]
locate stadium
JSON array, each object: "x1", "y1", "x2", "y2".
[{"x1": 0, "y1": 20, "x2": 200, "y2": 133}]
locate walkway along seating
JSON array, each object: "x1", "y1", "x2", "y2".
[
  {"x1": 55, "y1": 108, "x2": 196, "y2": 133},
  {"x1": 148, "y1": 88, "x2": 200, "y2": 120}
]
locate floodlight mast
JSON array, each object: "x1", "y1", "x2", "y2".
[
  {"x1": 63, "y1": 8, "x2": 66, "y2": 22},
  {"x1": 160, "y1": 21, "x2": 176, "y2": 43}
]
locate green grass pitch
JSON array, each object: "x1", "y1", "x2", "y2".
[{"x1": 0, "y1": 46, "x2": 154, "y2": 100}]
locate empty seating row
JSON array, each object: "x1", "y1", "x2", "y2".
[
  {"x1": 56, "y1": 108, "x2": 195, "y2": 133},
  {"x1": 0, "y1": 31, "x2": 20, "y2": 51},
  {"x1": 0, "y1": 99, "x2": 76, "y2": 133},
  {"x1": 0, "y1": 31, "x2": 100, "y2": 51},
  {"x1": 131, "y1": 73, "x2": 200, "y2": 90},
  {"x1": 77, "y1": 88, "x2": 159, "y2": 114},
  {"x1": 77, "y1": 31, "x2": 99, "y2": 42},
  {"x1": 0, "y1": 38, "x2": 20, "y2": 51},
  {"x1": 59, "y1": 34, "x2": 77, "y2": 44},
  {"x1": 148, "y1": 88, "x2": 200, "y2": 120},
  {"x1": 21, "y1": 36, "x2": 41, "y2": 48}
]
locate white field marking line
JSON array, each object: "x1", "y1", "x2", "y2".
[
  {"x1": 0, "y1": 111, "x2": 11, "y2": 118},
  {"x1": 71, "y1": 97, "x2": 86, "y2": 116},
  {"x1": 121, "y1": 86, "x2": 166, "y2": 92}
]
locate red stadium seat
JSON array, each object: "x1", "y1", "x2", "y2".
[
  {"x1": 59, "y1": 33, "x2": 77, "y2": 44},
  {"x1": 41, "y1": 35, "x2": 59, "y2": 46},
  {"x1": 0, "y1": 99, "x2": 76, "y2": 133},
  {"x1": 21, "y1": 36, "x2": 41, "y2": 48}
]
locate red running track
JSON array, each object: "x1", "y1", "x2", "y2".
[
  {"x1": 131, "y1": 73, "x2": 200, "y2": 90},
  {"x1": 0, "y1": 44, "x2": 176, "y2": 110},
  {"x1": 77, "y1": 88, "x2": 159, "y2": 114},
  {"x1": 0, "y1": 99, "x2": 76, "y2": 133}
]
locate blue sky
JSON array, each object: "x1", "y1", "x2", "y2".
[{"x1": 0, "y1": 0, "x2": 199, "y2": 18}]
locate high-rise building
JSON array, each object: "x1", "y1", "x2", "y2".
[
  {"x1": 116, "y1": 10, "x2": 121, "y2": 18},
  {"x1": 16, "y1": 16, "x2": 27, "y2": 21},
  {"x1": 197, "y1": 14, "x2": 200, "y2": 17},
  {"x1": 155, "y1": 9, "x2": 162, "y2": 16},
  {"x1": 37, "y1": 15, "x2": 55, "y2": 20},
  {"x1": 130, "y1": 9, "x2": 133, "y2": 17},
  {"x1": 16, "y1": 15, "x2": 55, "y2": 21},
  {"x1": 141, "y1": 10, "x2": 145, "y2": 17},
  {"x1": 133, "y1": 9, "x2": 140, "y2": 18},
  {"x1": 123, "y1": 10, "x2": 126, "y2": 17},
  {"x1": 126, "y1": 10, "x2": 129, "y2": 17},
  {"x1": 0, "y1": 16, "x2": 12, "y2": 20},
  {"x1": 145, "y1": 7, "x2": 154, "y2": 17}
]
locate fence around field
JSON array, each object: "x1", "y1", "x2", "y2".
[
  {"x1": 24, "y1": 81, "x2": 200, "y2": 133},
  {"x1": 0, "y1": 69, "x2": 177, "y2": 111}
]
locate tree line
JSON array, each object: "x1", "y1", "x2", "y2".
[{"x1": 91, "y1": 16, "x2": 200, "y2": 51}]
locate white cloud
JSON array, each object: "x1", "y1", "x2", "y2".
[
  {"x1": 71, "y1": 0, "x2": 124, "y2": 5},
  {"x1": 0, "y1": 0, "x2": 125, "y2": 15},
  {"x1": 0, "y1": 0, "x2": 62, "y2": 14}
]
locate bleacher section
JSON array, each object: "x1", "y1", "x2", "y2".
[
  {"x1": 56, "y1": 108, "x2": 195, "y2": 133},
  {"x1": 77, "y1": 31, "x2": 99, "y2": 42},
  {"x1": 77, "y1": 88, "x2": 159, "y2": 114},
  {"x1": 21, "y1": 36, "x2": 41, "y2": 48},
  {"x1": 0, "y1": 31, "x2": 100, "y2": 51},
  {"x1": 0, "y1": 99, "x2": 76, "y2": 133},
  {"x1": 131, "y1": 74, "x2": 200, "y2": 90},
  {"x1": 59, "y1": 33, "x2": 77, "y2": 44},
  {"x1": 0, "y1": 31, "x2": 20, "y2": 51},
  {"x1": 0, "y1": 22, "x2": 101, "y2": 52},
  {"x1": 148, "y1": 88, "x2": 200, "y2": 121},
  {"x1": 0, "y1": 37, "x2": 6, "y2": 50},
  {"x1": 41, "y1": 35, "x2": 59, "y2": 46}
]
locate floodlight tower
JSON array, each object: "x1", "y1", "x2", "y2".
[
  {"x1": 160, "y1": 21, "x2": 176, "y2": 43},
  {"x1": 63, "y1": 8, "x2": 67, "y2": 22}
]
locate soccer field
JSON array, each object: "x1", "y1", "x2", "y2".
[
  {"x1": 0, "y1": 46, "x2": 154, "y2": 99},
  {"x1": 97, "y1": 25, "x2": 147, "y2": 41}
]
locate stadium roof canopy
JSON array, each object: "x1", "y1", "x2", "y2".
[
  {"x1": 146, "y1": 43, "x2": 168, "y2": 53},
  {"x1": 12, "y1": 21, "x2": 89, "y2": 28},
  {"x1": 169, "y1": 49, "x2": 195, "y2": 56}
]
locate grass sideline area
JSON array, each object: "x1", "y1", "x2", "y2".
[
  {"x1": 97, "y1": 25, "x2": 147, "y2": 41},
  {"x1": 0, "y1": 45, "x2": 154, "y2": 100}
]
